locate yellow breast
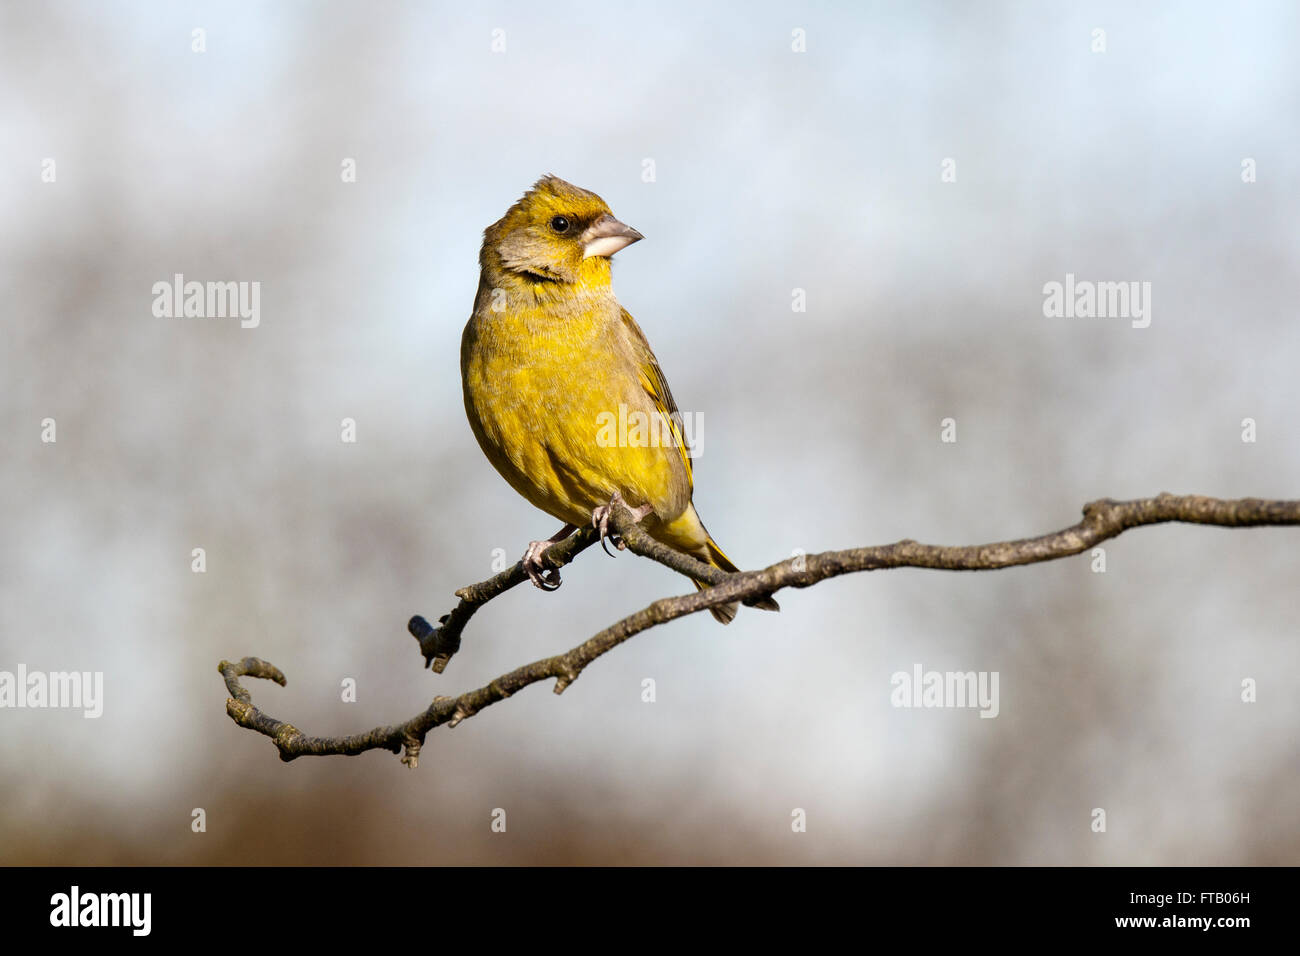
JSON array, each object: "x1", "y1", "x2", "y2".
[{"x1": 461, "y1": 292, "x2": 691, "y2": 528}]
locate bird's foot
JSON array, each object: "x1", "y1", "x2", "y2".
[
  {"x1": 522, "y1": 540, "x2": 561, "y2": 590},
  {"x1": 522, "y1": 524, "x2": 577, "y2": 591},
  {"x1": 592, "y1": 492, "x2": 653, "y2": 555}
]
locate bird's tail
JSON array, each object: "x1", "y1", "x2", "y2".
[
  {"x1": 693, "y1": 536, "x2": 781, "y2": 626},
  {"x1": 654, "y1": 504, "x2": 779, "y2": 625}
]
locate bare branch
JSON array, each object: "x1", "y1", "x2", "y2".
[
  {"x1": 219, "y1": 493, "x2": 1300, "y2": 764},
  {"x1": 408, "y1": 527, "x2": 600, "y2": 673}
]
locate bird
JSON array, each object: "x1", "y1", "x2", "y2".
[{"x1": 459, "y1": 175, "x2": 778, "y2": 624}]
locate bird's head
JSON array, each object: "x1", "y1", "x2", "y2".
[{"x1": 480, "y1": 175, "x2": 643, "y2": 287}]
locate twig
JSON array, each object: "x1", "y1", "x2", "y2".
[
  {"x1": 408, "y1": 526, "x2": 600, "y2": 672},
  {"x1": 219, "y1": 493, "x2": 1300, "y2": 764}
]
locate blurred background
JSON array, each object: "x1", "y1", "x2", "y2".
[{"x1": 2, "y1": 0, "x2": 1297, "y2": 865}]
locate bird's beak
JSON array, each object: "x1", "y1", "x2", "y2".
[{"x1": 582, "y1": 214, "x2": 644, "y2": 259}]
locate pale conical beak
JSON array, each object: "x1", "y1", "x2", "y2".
[{"x1": 581, "y1": 214, "x2": 644, "y2": 259}]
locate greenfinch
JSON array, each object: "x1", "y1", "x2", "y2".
[{"x1": 460, "y1": 175, "x2": 778, "y2": 624}]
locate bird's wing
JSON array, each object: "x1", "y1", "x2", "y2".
[{"x1": 619, "y1": 307, "x2": 693, "y2": 486}]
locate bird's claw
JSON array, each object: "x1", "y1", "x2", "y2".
[
  {"x1": 592, "y1": 495, "x2": 627, "y2": 555},
  {"x1": 592, "y1": 492, "x2": 653, "y2": 556},
  {"x1": 593, "y1": 511, "x2": 620, "y2": 555},
  {"x1": 523, "y1": 540, "x2": 563, "y2": 591}
]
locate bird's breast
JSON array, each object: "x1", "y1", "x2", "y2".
[{"x1": 461, "y1": 299, "x2": 690, "y2": 526}]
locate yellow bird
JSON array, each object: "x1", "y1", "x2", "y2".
[{"x1": 460, "y1": 175, "x2": 778, "y2": 624}]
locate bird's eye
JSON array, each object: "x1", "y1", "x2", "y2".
[{"x1": 550, "y1": 216, "x2": 571, "y2": 233}]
